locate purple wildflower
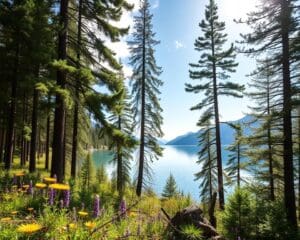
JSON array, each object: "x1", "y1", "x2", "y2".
[
  {"x1": 60, "y1": 199, "x2": 64, "y2": 209},
  {"x1": 237, "y1": 237, "x2": 241, "y2": 240},
  {"x1": 27, "y1": 180, "x2": 33, "y2": 195},
  {"x1": 63, "y1": 190, "x2": 70, "y2": 208},
  {"x1": 119, "y1": 199, "x2": 126, "y2": 216},
  {"x1": 48, "y1": 188, "x2": 54, "y2": 206},
  {"x1": 93, "y1": 195, "x2": 100, "y2": 218}
]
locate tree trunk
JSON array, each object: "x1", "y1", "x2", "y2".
[
  {"x1": 29, "y1": 87, "x2": 39, "y2": 173},
  {"x1": 45, "y1": 96, "x2": 51, "y2": 170},
  {"x1": 51, "y1": 0, "x2": 69, "y2": 182},
  {"x1": 280, "y1": 0, "x2": 297, "y2": 228},
  {"x1": 136, "y1": 5, "x2": 146, "y2": 197},
  {"x1": 71, "y1": 0, "x2": 83, "y2": 178},
  {"x1": 210, "y1": 16, "x2": 225, "y2": 210},
  {"x1": 117, "y1": 116, "x2": 123, "y2": 197},
  {"x1": 4, "y1": 41, "x2": 20, "y2": 170},
  {"x1": 20, "y1": 93, "x2": 28, "y2": 167}
]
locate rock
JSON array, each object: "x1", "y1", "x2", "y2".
[{"x1": 164, "y1": 205, "x2": 225, "y2": 240}]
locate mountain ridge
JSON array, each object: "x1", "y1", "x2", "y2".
[{"x1": 166, "y1": 115, "x2": 254, "y2": 146}]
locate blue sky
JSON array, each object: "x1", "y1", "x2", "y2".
[{"x1": 114, "y1": 0, "x2": 259, "y2": 140}]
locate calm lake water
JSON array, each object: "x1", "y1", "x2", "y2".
[{"x1": 92, "y1": 145, "x2": 230, "y2": 201}]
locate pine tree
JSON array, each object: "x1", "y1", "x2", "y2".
[
  {"x1": 246, "y1": 59, "x2": 283, "y2": 201},
  {"x1": 162, "y1": 173, "x2": 178, "y2": 199},
  {"x1": 110, "y1": 82, "x2": 136, "y2": 198},
  {"x1": 194, "y1": 110, "x2": 217, "y2": 204},
  {"x1": 185, "y1": 0, "x2": 243, "y2": 210},
  {"x1": 238, "y1": 0, "x2": 298, "y2": 227},
  {"x1": 225, "y1": 123, "x2": 247, "y2": 188},
  {"x1": 128, "y1": 0, "x2": 163, "y2": 196}
]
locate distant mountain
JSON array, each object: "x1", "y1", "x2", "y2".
[{"x1": 166, "y1": 115, "x2": 256, "y2": 146}]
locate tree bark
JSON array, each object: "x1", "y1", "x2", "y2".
[
  {"x1": 71, "y1": 0, "x2": 83, "y2": 178},
  {"x1": 4, "y1": 41, "x2": 20, "y2": 170},
  {"x1": 210, "y1": 7, "x2": 225, "y2": 210},
  {"x1": 280, "y1": 0, "x2": 297, "y2": 228},
  {"x1": 29, "y1": 87, "x2": 39, "y2": 173},
  {"x1": 51, "y1": 0, "x2": 69, "y2": 182},
  {"x1": 45, "y1": 96, "x2": 51, "y2": 170},
  {"x1": 136, "y1": 4, "x2": 146, "y2": 197}
]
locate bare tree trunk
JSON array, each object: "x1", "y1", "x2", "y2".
[
  {"x1": 29, "y1": 87, "x2": 39, "y2": 172},
  {"x1": 45, "y1": 96, "x2": 51, "y2": 170},
  {"x1": 4, "y1": 41, "x2": 20, "y2": 170},
  {"x1": 71, "y1": 0, "x2": 83, "y2": 179},
  {"x1": 51, "y1": 0, "x2": 69, "y2": 182},
  {"x1": 281, "y1": 0, "x2": 297, "y2": 228}
]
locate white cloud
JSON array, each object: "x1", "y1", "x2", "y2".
[
  {"x1": 152, "y1": 0, "x2": 159, "y2": 9},
  {"x1": 174, "y1": 40, "x2": 185, "y2": 49}
]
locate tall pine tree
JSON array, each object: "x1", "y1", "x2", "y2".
[
  {"x1": 238, "y1": 0, "x2": 298, "y2": 227},
  {"x1": 186, "y1": 0, "x2": 243, "y2": 210},
  {"x1": 129, "y1": 0, "x2": 163, "y2": 197}
]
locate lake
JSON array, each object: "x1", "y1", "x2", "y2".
[{"x1": 92, "y1": 145, "x2": 230, "y2": 201}]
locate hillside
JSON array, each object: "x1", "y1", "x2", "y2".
[{"x1": 166, "y1": 115, "x2": 255, "y2": 146}]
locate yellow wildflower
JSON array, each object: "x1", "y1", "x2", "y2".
[
  {"x1": 11, "y1": 211, "x2": 18, "y2": 215},
  {"x1": 35, "y1": 183, "x2": 47, "y2": 189},
  {"x1": 68, "y1": 223, "x2": 77, "y2": 229},
  {"x1": 49, "y1": 183, "x2": 70, "y2": 191},
  {"x1": 85, "y1": 221, "x2": 96, "y2": 229},
  {"x1": 17, "y1": 223, "x2": 43, "y2": 234},
  {"x1": 43, "y1": 177, "x2": 57, "y2": 184},
  {"x1": 78, "y1": 211, "x2": 88, "y2": 217},
  {"x1": 15, "y1": 172, "x2": 25, "y2": 177},
  {"x1": 22, "y1": 185, "x2": 29, "y2": 189},
  {"x1": 0, "y1": 217, "x2": 12, "y2": 222}
]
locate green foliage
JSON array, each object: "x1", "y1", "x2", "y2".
[
  {"x1": 80, "y1": 153, "x2": 95, "y2": 192},
  {"x1": 194, "y1": 111, "x2": 217, "y2": 203},
  {"x1": 221, "y1": 187, "x2": 256, "y2": 240},
  {"x1": 181, "y1": 225, "x2": 203, "y2": 240},
  {"x1": 225, "y1": 123, "x2": 247, "y2": 187},
  {"x1": 162, "y1": 174, "x2": 178, "y2": 199}
]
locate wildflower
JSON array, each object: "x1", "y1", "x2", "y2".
[
  {"x1": 27, "y1": 180, "x2": 33, "y2": 195},
  {"x1": 0, "y1": 217, "x2": 12, "y2": 222},
  {"x1": 93, "y1": 195, "x2": 100, "y2": 218},
  {"x1": 49, "y1": 183, "x2": 70, "y2": 191},
  {"x1": 11, "y1": 211, "x2": 18, "y2": 215},
  {"x1": 15, "y1": 172, "x2": 25, "y2": 177},
  {"x1": 48, "y1": 188, "x2": 54, "y2": 206},
  {"x1": 119, "y1": 199, "x2": 126, "y2": 215},
  {"x1": 84, "y1": 221, "x2": 96, "y2": 230},
  {"x1": 63, "y1": 190, "x2": 70, "y2": 208},
  {"x1": 68, "y1": 223, "x2": 77, "y2": 229},
  {"x1": 78, "y1": 211, "x2": 88, "y2": 217},
  {"x1": 43, "y1": 177, "x2": 57, "y2": 184},
  {"x1": 35, "y1": 183, "x2": 47, "y2": 189},
  {"x1": 17, "y1": 223, "x2": 43, "y2": 234}
]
